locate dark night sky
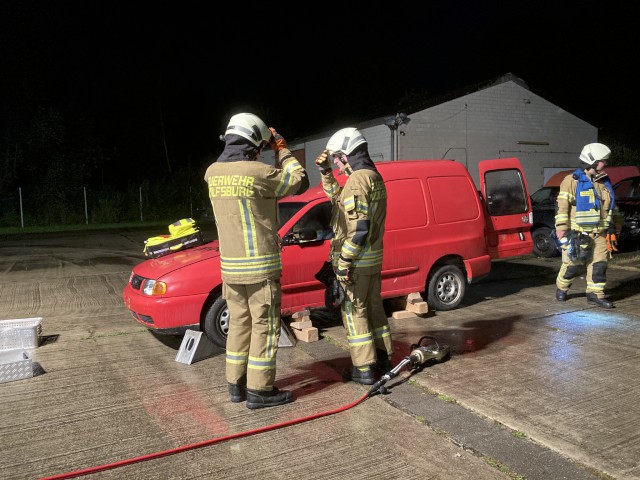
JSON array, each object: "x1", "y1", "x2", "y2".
[{"x1": 0, "y1": 1, "x2": 636, "y2": 182}]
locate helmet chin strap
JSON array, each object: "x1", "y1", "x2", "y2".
[
  {"x1": 336, "y1": 153, "x2": 352, "y2": 176},
  {"x1": 339, "y1": 160, "x2": 352, "y2": 176}
]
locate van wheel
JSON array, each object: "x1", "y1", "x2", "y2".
[
  {"x1": 532, "y1": 226, "x2": 560, "y2": 258},
  {"x1": 203, "y1": 296, "x2": 230, "y2": 349},
  {"x1": 426, "y1": 265, "x2": 465, "y2": 311}
]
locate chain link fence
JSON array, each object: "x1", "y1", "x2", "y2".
[{"x1": 0, "y1": 180, "x2": 212, "y2": 229}]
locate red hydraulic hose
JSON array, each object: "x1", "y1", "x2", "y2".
[{"x1": 40, "y1": 392, "x2": 370, "y2": 480}]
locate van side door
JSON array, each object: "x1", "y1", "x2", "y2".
[{"x1": 479, "y1": 157, "x2": 533, "y2": 259}]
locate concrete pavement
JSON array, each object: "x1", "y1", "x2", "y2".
[{"x1": 0, "y1": 228, "x2": 638, "y2": 479}]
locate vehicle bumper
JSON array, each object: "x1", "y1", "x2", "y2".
[{"x1": 122, "y1": 285, "x2": 208, "y2": 331}]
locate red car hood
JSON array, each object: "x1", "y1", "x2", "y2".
[{"x1": 134, "y1": 240, "x2": 221, "y2": 279}]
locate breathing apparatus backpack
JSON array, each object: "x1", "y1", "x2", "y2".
[{"x1": 143, "y1": 218, "x2": 204, "y2": 258}]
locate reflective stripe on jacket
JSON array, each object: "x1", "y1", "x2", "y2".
[
  {"x1": 204, "y1": 150, "x2": 307, "y2": 284},
  {"x1": 321, "y1": 169, "x2": 387, "y2": 275}
]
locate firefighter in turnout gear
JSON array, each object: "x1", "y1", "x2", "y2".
[
  {"x1": 315, "y1": 127, "x2": 393, "y2": 385},
  {"x1": 554, "y1": 143, "x2": 622, "y2": 309},
  {"x1": 205, "y1": 113, "x2": 308, "y2": 408}
]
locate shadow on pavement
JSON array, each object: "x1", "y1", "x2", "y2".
[{"x1": 608, "y1": 272, "x2": 640, "y2": 301}]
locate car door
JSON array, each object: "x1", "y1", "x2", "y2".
[
  {"x1": 279, "y1": 201, "x2": 333, "y2": 312},
  {"x1": 479, "y1": 157, "x2": 533, "y2": 259}
]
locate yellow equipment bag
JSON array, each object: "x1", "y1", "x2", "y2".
[{"x1": 143, "y1": 218, "x2": 204, "y2": 258}]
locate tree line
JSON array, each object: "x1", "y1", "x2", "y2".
[
  {"x1": 1, "y1": 107, "x2": 638, "y2": 229},
  {"x1": 0, "y1": 107, "x2": 212, "y2": 228}
]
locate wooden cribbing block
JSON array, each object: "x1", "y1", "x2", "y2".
[
  {"x1": 292, "y1": 327, "x2": 319, "y2": 342},
  {"x1": 405, "y1": 302, "x2": 429, "y2": 314},
  {"x1": 390, "y1": 293, "x2": 424, "y2": 310},
  {"x1": 290, "y1": 320, "x2": 313, "y2": 330},
  {"x1": 291, "y1": 309, "x2": 310, "y2": 319},
  {"x1": 391, "y1": 310, "x2": 415, "y2": 320},
  {"x1": 406, "y1": 292, "x2": 424, "y2": 304}
]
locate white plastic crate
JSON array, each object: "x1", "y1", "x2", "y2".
[
  {"x1": 0, "y1": 349, "x2": 33, "y2": 383},
  {"x1": 0, "y1": 317, "x2": 42, "y2": 350}
]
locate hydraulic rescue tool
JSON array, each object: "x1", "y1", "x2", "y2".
[{"x1": 368, "y1": 335, "x2": 450, "y2": 396}]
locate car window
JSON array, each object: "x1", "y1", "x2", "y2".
[
  {"x1": 291, "y1": 202, "x2": 334, "y2": 241},
  {"x1": 531, "y1": 187, "x2": 559, "y2": 205},
  {"x1": 614, "y1": 178, "x2": 640, "y2": 199},
  {"x1": 484, "y1": 169, "x2": 529, "y2": 216},
  {"x1": 278, "y1": 202, "x2": 306, "y2": 229}
]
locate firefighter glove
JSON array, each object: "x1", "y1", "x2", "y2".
[
  {"x1": 269, "y1": 128, "x2": 287, "y2": 153},
  {"x1": 315, "y1": 150, "x2": 332, "y2": 174},
  {"x1": 606, "y1": 232, "x2": 618, "y2": 252},
  {"x1": 334, "y1": 257, "x2": 352, "y2": 284}
]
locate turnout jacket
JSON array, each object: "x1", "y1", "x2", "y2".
[
  {"x1": 205, "y1": 145, "x2": 307, "y2": 284},
  {"x1": 320, "y1": 150, "x2": 387, "y2": 275},
  {"x1": 555, "y1": 169, "x2": 621, "y2": 235}
]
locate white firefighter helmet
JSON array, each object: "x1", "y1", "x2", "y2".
[
  {"x1": 326, "y1": 127, "x2": 367, "y2": 156},
  {"x1": 225, "y1": 113, "x2": 271, "y2": 147},
  {"x1": 579, "y1": 143, "x2": 611, "y2": 166}
]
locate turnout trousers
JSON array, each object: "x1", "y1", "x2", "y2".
[
  {"x1": 556, "y1": 232, "x2": 609, "y2": 298},
  {"x1": 223, "y1": 279, "x2": 282, "y2": 392},
  {"x1": 341, "y1": 272, "x2": 393, "y2": 368}
]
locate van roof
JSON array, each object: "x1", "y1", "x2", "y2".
[{"x1": 282, "y1": 159, "x2": 466, "y2": 204}]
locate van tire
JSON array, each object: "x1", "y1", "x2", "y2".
[
  {"x1": 203, "y1": 296, "x2": 230, "y2": 349},
  {"x1": 426, "y1": 265, "x2": 465, "y2": 311},
  {"x1": 532, "y1": 226, "x2": 560, "y2": 258}
]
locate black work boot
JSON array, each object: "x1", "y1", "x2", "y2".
[
  {"x1": 342, "y1": 366, "x2": 377, "y2": 385},
  {"x1": 228, "y1": 376, "x2": 246, "y2": 403},
  {"x1": 555, "y1": 288, "x2": 568, "y2": 302},
  {"x1": 375, "y1": 349, "x2": 393, "y2": 374},
  {"x1": 246, "y1": 387, "x2": 294, "y2": 409},
  {"x1": 586, "y1": 293, "x2": 614, "y2": 309}
]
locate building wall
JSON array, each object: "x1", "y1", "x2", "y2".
[
  {"x1": 264, "y1": 77, "x2": 597, "y2": 192},
  {"x1": 278, "y1": 124, "x2": 392, "y2": 187},
  {"x1": 398, "y1": 80, "x2": 597, "y2": 189}
]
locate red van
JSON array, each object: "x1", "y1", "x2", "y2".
[{"x1": 123, "y1": 158, "x2": 532, "y2": 347}]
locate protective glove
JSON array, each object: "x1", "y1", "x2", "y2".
[
  {"x1": 315, "y1": 150, "x2": 332, "y2": 175},
  {"x1": 606, "y1": 232, "x2": 618, "y2": 252},
  {"x1": 268, "y1": 127, "x2": 287, "y2": 153},
  {"x1": 334, "y1": 257, "x2": 352, "y2": 284}
]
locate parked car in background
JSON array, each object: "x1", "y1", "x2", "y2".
[
  {"x1": 123, "y1": 158, "x2": 533, "y2": 348},
  {"x1": 530, "y1": 186, "x2": 561, "y2": 257},
  {"x1": 545, "y1": 166, "x2": 640, "y2": 187},
  {"x1": 530, "y1": 170, "x2": 640, "y2": 257},
  {"x1": 613, "y1": 175, "x2": 640, "y2": 250}
]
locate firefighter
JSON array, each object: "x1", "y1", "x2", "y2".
[
  {"x1": 315, "y1": 128, "x2": 393, "y2": 384},
  {"x1": 554, "y1": 143, "x2": 622, "y2": 308},
  {"x1": 205, "y1": 113, "x2": 308, "y2": 408}
]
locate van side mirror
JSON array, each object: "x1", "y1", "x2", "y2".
[{"x1": 280, "y1": 228, "x2": 318, "y2": 246}]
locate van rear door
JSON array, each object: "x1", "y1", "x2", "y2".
[{"x1": 479, "y1": 157, "x2": 533, "y2": 259}]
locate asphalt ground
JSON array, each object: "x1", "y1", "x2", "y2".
[{"x1": 0, "y1": 228, "x2": 639, "y2": 480}]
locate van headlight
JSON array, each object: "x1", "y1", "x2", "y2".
[{"x1": 142, "y1": 279, "x2": 167, "y2": 296}]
